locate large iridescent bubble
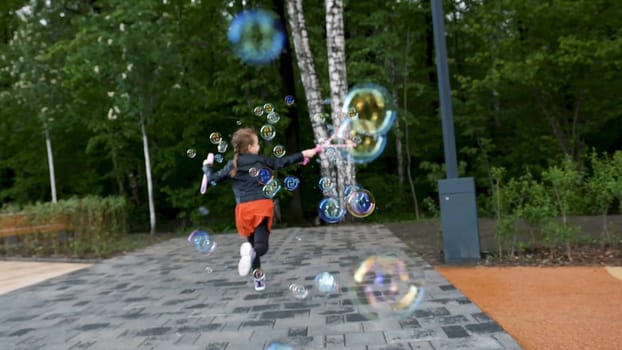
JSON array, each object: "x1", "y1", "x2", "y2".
[
  {"x1": 342, "y1": 83, "x2": 396, "y2": 135},
  {"x1": 350, "y1": 254, "x2": 425, "y2": 320},
  {"x1": 227, "y1": 10, "x2": 285, "y2": 65},
  {"x1": 346, "y1": 189, "x2": 376, "y2": 218},
  {"x1": 188, "y1": 229, "x2": 216, "y2": 255},
  {"x1": 336, "y1": 118, "x2": 387, "y2": 164}
]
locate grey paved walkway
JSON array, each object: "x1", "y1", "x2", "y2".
[{"x1": 0, "y1": 224, "x2": 522, "y2": 350}]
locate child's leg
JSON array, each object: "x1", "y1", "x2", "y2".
[{"x1": 250, "y1": 218, "x2": 270, "y2": 271}]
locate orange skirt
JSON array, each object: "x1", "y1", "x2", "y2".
[{"x1": 234, "y1": 199, "x2": 274, "y2": 237}]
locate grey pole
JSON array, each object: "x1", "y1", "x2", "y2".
[
  {"x1": 430, "y1": 0, "x2": 481, "y2": 264},
  {"x1": 430, "y1": 0, "x2": 458, "y2": 179}
]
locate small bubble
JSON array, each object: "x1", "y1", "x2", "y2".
[
  {"x1": 312, "y1": 112, "x2": 325, "y2": 124},
  {"x1": 283, "y1": 176, "x2": 300, "y2": 191},
  {"x1": 209, "y1": 132, "x2": 222, "y2": 145},
  {"x1": 284, "y1": 95, "x2": 295, "y2": 105},
  {"x1": 197, "y1": 206, "x2": 209, "y2": 216},
  {"x1": 260, "y1": 124, "x2": 276, "y2": 141},
  {"x1": 267, "y1": 111, "x2": 280, "y2": 124},
  {"x1": 315, "y1": 272, "x2": 338, "y2": 293},
  {"x1": 289, "y1": 283, "x2": 309, "y2": 299},
  {"x1": 266, "y1": 342, "x2": 294, "y2": 350},
  {"x1": 186, "y1": 148, "x2": 197, "y2": 158},
  {"x1": 254, "y1": 106, "x2": 264, "y2": 116},
  {"x1": 256, "y1": 167, "x2": 273, "y2": 185},
  {"x1": 217, "y1": 141, "x2": 228, "y2": 153},
  {"x1": 272, "y1": 144, "x2": 286, "y2": 158},
  {"x1": 263, "y1": 103, "x2": 274, "y2": 113}
]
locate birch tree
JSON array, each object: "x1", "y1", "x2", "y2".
[
  {"x1": 285, "y1": 0, "x2": 331, "y2": 184},
  {"x1": 287, "y1": 0, "x2": 356, "y2": 213},
  {"x1": 325, "y1": 0, "x2": 355, "y2": 204}
]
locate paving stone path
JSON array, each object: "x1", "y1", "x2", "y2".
[{"x1": 0, "y1": 224, "x2": 522, "y2": 350}]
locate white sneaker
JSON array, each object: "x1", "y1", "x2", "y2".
[
  {"x1": 253, "y1": 269, "x2": 266, "y2": 291},
  {"x1": 238, "y1": 242, "x2": 255, "y2": 277}
]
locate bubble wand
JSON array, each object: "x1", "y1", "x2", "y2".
[{"x1": 200, "y1": 153, "x2": 214, "y2": 194}]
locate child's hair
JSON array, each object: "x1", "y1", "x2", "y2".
[{"x1": 230, "y1": 127, "x2": 257, "y2": 177}]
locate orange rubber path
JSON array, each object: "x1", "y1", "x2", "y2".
[{"x1": 435, "y1": 266, "x2": 622, "y2": 350}]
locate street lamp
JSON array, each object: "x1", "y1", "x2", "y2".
[{"x1": 430, "y1": 0, "x2": 480, "y2": 264}]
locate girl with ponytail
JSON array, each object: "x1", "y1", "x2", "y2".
[{"x1": 202, "y1": 127, "x2": 319, "y2": 291}]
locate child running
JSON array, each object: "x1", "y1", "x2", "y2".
[{"x1": 202, "y1": 127, "x2": 319, "y2": 291}]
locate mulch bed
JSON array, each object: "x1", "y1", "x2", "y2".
[{"x1": 480, "y1": 245, "x2": 622, "y2": 267}]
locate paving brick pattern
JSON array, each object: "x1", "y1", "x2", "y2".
[{"x1": 0, "y1": 224, "x2": 523, "y2": 350}]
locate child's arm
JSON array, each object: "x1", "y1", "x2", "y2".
[
  {"x1": 266, "y1": 147, "x2": 320, "y2": 170},
  {"x1": 201, "y1": 156, "x2": 233, "y2": 187}
]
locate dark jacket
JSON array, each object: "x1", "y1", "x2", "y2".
[{"x1": 202, "y1": 152, "x2": 304, "y2": 204}]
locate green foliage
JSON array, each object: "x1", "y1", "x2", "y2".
[
  {"x1": 1, "y1": 0, "x2": 622, "y2": 242},
  {"x1": 1, "y1": 196, "x2": 128, "y2": 258}
]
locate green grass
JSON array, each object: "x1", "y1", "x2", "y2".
[{"x1": 0, "y1": 232, "x2": 184, "y2": 260}]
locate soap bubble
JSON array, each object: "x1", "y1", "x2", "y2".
[
  {"x1": 283, "y1": 176, "x2": 300, "y2": 191},
  {"x1": 350, "y1": 254, "x2": 425, "y2": 320},
  {"x1": 266, "y1": 342, "x2": 294, "y2": 350},
  {"x1": 254, "y1": 106, "x2": 264, "y2": 116},
  {"x1": 272, "y1": 144, "x2": 286, "y2": 158},
  {"x1": 284, "y1": 95, "x2": 295, "y2": 105},
  {"x1": 209, "y1": 132, "x2": 222, "y2": 145},
  {"x1": 187, "y1": 230, "x2": 216, "y2": 255},
  {"x1": 263, "y1": 103, "x2": 274, "y2": 113},
  {"x1": 197, "y1": 206, "x2": 209, "y2": 216},
  {"x1": 312, "y1": 112, "x2": 325, "y2": 124},
  {"x1": 262, "y1": 178, "x2": 281, "y2": 198},
  {"x1": 260, "y1": 124, "x2": 276, "y2": 141},
  {"x1": 315, "y1": 272, "x2": 338, "y2": 293},
  {"x1": 214, "y1": 154, "x2": 224, "y2": 163},
  {"x1": 346, "y1": 189, "x2": 376, "y2": 218},
  {"x1": 257, "y1": 167, "x2": 273, "y2": 185},
  {"x1": 318, "y1": 197, "x2": 345, "y2": 224},
  {"x1": 318, "y1": 177, "x2": 335, "y2": 193},
  {"x1": 186, "y1": 148, "x2": 197, "y2": 159},
  {"x1": 342, "y1": 83, "x2": 396, "y2": 135},
  {"x1": 217, "y1": 141, "x2": 228, "y2": 153},
  {"x1": 267, "y1": 111, "x2": 280, "y2": 124},
  {"x1": 289, "y1": 283, "x2": 309, "y2": 299},
  {"x1": 227, "y1": 10, "x2": 285, "y2": 65},
  {"x1": 249, "y1": 167, "x2": 259, "y2": 177}
]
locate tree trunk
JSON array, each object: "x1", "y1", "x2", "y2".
[
  {"x1": 402, "y1": 32, "x2": 420, "y2": 219},
  {"x1": 140, "y1": 114, "x2": 156, "y2": 235},
  {"x1": 391, "y1": 66, "x2": 404, "y2": 186},
  {"x1": 285, "y1": 0, "x2": 331, "y2": 182},
  {"x1": 325, "y1": 0, "x2": 355, "y2": 208},
  {"x1": 273, "y1": 0, "x2": 304, "y2": 225},
  {"x1": 44, "y1": 121, "x2": 57, "y2": 203}
]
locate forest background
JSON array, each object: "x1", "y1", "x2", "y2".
[{"x1": 1, "y1": 0, "x2": 621, "y2": 248}]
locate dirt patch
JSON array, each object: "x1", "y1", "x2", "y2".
[
  {"x1": 435, "y1": 266, "x2": 622, "y2": 350},
  {"x1": 385, "y1": 217, "x2": 622, "y2": 267},
  {"x1": 0, "y1": 261, "x2": 92, "y2": 295}
]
